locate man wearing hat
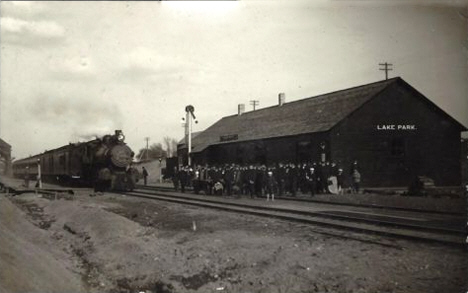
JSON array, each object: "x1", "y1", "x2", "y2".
[
  {"x1": 337, "y1": 168, "x2": 344, "y2": 195},
  {"x1": 305, "y1": 166, "x2": 317, "y2": 197}
]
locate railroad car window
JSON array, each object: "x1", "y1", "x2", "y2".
[{"x1": 391, "y1": 137, "x2": 405, "y2": 157}]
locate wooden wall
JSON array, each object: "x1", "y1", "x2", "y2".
[{"x1": 330, "y1": 81, "x2": 463, "y2": 187}]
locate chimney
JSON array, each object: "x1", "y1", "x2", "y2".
[
  {"x1": 278, "y1": 93, "x2": 285, "y2": 106},
  {"x1": 238, "y1": 104, "x2": 245, "y2": 115}
]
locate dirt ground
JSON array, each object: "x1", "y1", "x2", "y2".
[{"x1": 1, "y1": 191, "x2": 466, "y2": 293}]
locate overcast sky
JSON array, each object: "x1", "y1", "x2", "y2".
[{"x1": 1, "y1": 1, "x2": 467, "y2": 159}]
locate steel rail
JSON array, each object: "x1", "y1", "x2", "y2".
[
  {"x1": 125, "y1": 189, "x2": 465, "y2": 247},
  {"x1": 136, "y1": 184, "x2": 464, "y2": 216}
]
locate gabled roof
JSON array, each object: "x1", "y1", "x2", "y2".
[
  {"x1": 191, "y1": 78, "x2": 397, "y2": 153},
  {"x1": 178, "y1": 131, "x2": 202, "y2": 148},
  {"x1": 191, "y1": 77, "x2": 466, "y2": 153}
]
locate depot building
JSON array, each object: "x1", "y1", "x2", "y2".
[{"x1": 179, "y1": 77, "x2": 466, "y2": 187}]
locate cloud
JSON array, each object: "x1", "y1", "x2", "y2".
[
  {"x1": 118, "y1": 46, "x2": 190, "y2": 80},
  {"x1": 48, "y1": 55, "x2": 97, "y2": 81},
  {"x1": 1, "y1": 16, "x2": 65, "y2": 47},
  {"x1": 29, "y1": 93, "x2": 124, "y2": 142},
  {"x1": 1, "y1": 1, "x2": 48, "y2": 19},
  {"x1": 116, "y1": 46, "x2": 219, "y2": 87}
]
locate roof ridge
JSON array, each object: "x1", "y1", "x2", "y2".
[{"x1": 223, "y1": 77, "x2": 400, "y2": 118}]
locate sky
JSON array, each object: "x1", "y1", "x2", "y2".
[{"x1": 1, "y1": 0, "x2": 467, "y2": 160}]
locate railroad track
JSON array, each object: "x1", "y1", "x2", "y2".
[
  {"x1": 0, "y1": 183, "x2": 74, "y2": 197},
  {"x1": 126, "y1": 187, "x2": 466, "y2": 247},
  {"x1": 136, "y1": 184, "x2": 464, "y2": 216}
]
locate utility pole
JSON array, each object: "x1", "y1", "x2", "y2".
[
  {"x1": 379, "y1": 62, "x2": 393, "y2": 80},
  {"x1": 250, "y1": 100, "x2": 259, "y2": 111},
  {"x1": 144, "y1": 137, "x2": 150, "y2": 161}
]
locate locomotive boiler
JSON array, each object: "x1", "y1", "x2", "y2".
[{"x1": 13, "y1": 130, "x2": 139, "y2": 191}]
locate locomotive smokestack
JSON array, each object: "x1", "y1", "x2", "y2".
[{"x1": 238, "y1": 104, "x2": 245, "y2": 116}]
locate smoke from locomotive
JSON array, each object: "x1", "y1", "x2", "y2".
[{"x1": 12, "y1": 130, "x2": 139, "y2": 191}]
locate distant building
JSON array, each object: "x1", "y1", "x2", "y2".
[
  {"x1": 0, "y1": 138, "x2": 12, "y2": 175},
  {"x1": 133, "y1": 158, "x2": 166, "y2": 184},
  {"x1": 183, "y1": 77, "x2": 466, "y2": 187}
]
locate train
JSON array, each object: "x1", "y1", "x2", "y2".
[{"x1": 12, "y1": 130, "x2": 139, "y2": 191}]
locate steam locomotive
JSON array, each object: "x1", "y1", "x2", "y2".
[{"x1": 12, "y1": 130, "x2": 139, "y2": 191}]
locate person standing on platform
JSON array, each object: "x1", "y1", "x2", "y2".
[
  {"x1": 337, "y1": 168, "x2": 344, "y2": 195},
  {"x1": 306, "y1": 167, "x2": 317, "y2": 197},
  {"x1": 351, "y1": 160, "x2": 359, "y2": 172},
  {"x1": 233, "y1": 165, "x2": 242, "y2": 197},
  {"x1": 142, "y1": 167, "x2": 149, "y2": 186},
  {"x1": 224, "y1": 165, "x2": 234, "y2": 197},
  {"x1": 240, "y1": 166, "x2": 248, "y2": 196},
  {"x1": 172, "y1": 167, "x2": 179, "y2": 191},
  {"x1": 179, "y1": 166, "x2": 188, "y2": 193},
  {"x1": 330, "y1": 162, "x2": 338, "y2": 179},
  {"x1": 265, "y1": 170, "x2": 277, "y2": 201},
  {"x1": 212, "y1": 166, "x2": 223, "y2": 195},
  {"x1": 246, "y1": 165, "x2": 257, "y2": 198},
  {"x1": 317, "y1": 162, "x2": 325, "y2": 194},
  {"x1": 255, "y1": 165, "x2": 265, "y2": 198},
  {"x1": 351, "y1": 168, "x2": 361, "y2": 194},
  {"x1": 299, "y1": 163, "x2": 307, "y2": 194},
  {"x1": 290, "y1": 163, "x2": 299, "y2": 197},
  {"x1": 323, "y1": 161, "x2": 331, "y2": 193},
  {"x1": 284, "y1": 164, "x2": 291, "y2": 196},
  {"x1": 276, "y1": 163, "x2": 285, "y2": 197}
]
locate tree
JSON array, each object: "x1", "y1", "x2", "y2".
[
  {"x1": 163, "y1": 136, "x2": 179, "y2": 158},
  {"x1": 137, "y1": 143, "x2": 167, "y2": 161}
]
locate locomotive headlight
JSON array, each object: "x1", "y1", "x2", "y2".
[
  {"x1": 114, "y1": 130, "x2": 125, "y2": 142},
  {"x1": 117, "y1": 133, "x2": 125, "y2": 142}
]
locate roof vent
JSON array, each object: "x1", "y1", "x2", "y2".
[
  {"x1": 278, "y1": 93, "x2": 285, "y2": 106},
  {"x1": 238, "y1": 104, "x2": 245, "y2": 116}
]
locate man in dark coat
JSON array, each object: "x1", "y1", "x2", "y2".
[
  {"x1": 265, "y1": 169, "x2": 277, "y2": 201},
  {"x1": 255, "y1": 165, "x2": 266, "y2": 197},
  {"x1": 299, "y1": 163, "x2": 307, "y2": 194},
  {"x1": 305, "y1": 167, "x2": 317, "y2": 197},
  {"x1": 245, "y1": 165, "x2": 257, "y2": 198},
  {"x1": 337, "y1": 168, "x2": 344, "y2": 195},
  {"x1": 289, "y1": 163, "x2": 298, "y2": 197},
  {"x1": 323, "y1": 161, "x2": 331, "y2": 193},
  {"x1": 172, "y1": 167, "x2": 179, "y2": 191},
  {"x1": 178, "y1": 167, "x2": 188, "y2": 193},
  {"x1": 224, "y1": 165, "x2": 235, "y2": 196},
  {"x1": 316, "y1": 162, "x2": 324, "y2": 194},
  {"x1": 276, "y1": 163, "x2": 287, "y2": 197},
  {"x1": 233, "y1": 165, "x2": 242, "y2": 197},
  {"x1": 142, "y1": 167, "x2": 149, "y2": 186}
]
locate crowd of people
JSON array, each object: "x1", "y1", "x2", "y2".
[{"x1": 169, "y1": 161, "x2": 362, "y2": 199}]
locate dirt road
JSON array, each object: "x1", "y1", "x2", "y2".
[{"x1": 1, "y1": 192, "x2": 466, "y2": 293}]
